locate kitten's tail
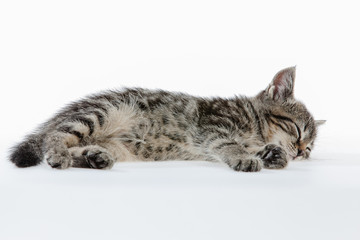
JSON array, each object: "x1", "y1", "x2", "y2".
[{"x1": 10, "y1": 134, "x2": 44, "y2": 168}]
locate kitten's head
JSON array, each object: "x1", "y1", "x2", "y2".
[{"x1": 257, "y1": 66, "x2": 325, "y2": 160}]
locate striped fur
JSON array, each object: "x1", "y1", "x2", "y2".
[{"x1": 9, "y1": 67, "x2": 323, "y2": 172}]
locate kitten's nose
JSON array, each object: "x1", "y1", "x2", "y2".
[{"x1": 297, "y1": 149, "x2": 304, "y2": 157}]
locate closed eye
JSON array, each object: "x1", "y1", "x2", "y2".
[{"x1": 294, "y1": 123, "x2": 301, "y2": 143}]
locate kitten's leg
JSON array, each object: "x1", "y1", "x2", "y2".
[
  {"x1": 208, "y1": 141, "x2": 263, "y2": 172},
  {"x1": 44, "y1": 114, "x2": 100, "y2": 169},
  {"x1": 44, "y1": 131, "x2": 79, "y2": 169},
  {"x1": 69, "y1": 145, "x2": 115, "y2": 169},
  {"x1": 256, "y1": 144, "x2": 288, "y2": 169}
]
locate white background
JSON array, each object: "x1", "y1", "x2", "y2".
[{"x1": 0, "y1": 0, "x2": 359, "y2": 240}]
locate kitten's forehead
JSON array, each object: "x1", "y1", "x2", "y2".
[{"x1": 282, "y1": 100, "x2": 312, "y2": 119}]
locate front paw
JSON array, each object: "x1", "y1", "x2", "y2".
[
  {"x1": 230, "y1": 158, "x2": 263, "y2": 172},
  {"x1": 258, "y1": 144, "x2": 288, "y2": 169}
]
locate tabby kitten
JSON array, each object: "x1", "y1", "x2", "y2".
[{"x1": 10, "y1": 67, "x2": 324, "y2": 172}]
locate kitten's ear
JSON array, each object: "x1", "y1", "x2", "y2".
[
  {"x1": 315, "y1": 120, "x2": 326, "y2": 127},
  {"x1": 264, "y1": 66, "x2": 296, "y2": 102}
]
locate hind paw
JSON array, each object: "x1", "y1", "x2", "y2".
[{"x1": 46, "y1": 153, "x2": 72, "y2": 169}]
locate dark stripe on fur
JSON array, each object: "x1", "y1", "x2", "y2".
[
  {"x1": 294, "y1": 123, "x2": 301, "y2": 143},
  {"x1": 247, "y1": 100, "x2": 265, "y2": 141},
  {"x1": 58, "y1": 126, "x2": 84, "y2": 140},
  {"x1": 90, "y1": 110, "x2": 105, "y2": 127},
  {"x1": 97, "y1": 94, "x2": 120, "y2": 109},
  {"x1": 269, "y1": 114, "x2": 293, "y2": 124},
  {"x1": 267, "y1": 116, "x2": 289, "y2": 133},
  {"x1": 136, "y1": 101, "x2": 148, "y2": 111},
  {"x1": 215, "y1": 142, "x2": 238, "y2": 149},
  {"x1": 68, "y1": 116, "x2": 95, "y2": 136},
  {"x1": 235, "y1": 100, "x2": 251, "y2": 123},
  {"x1": 65, "y1": 100, "x2": 109, "y2": 115}
]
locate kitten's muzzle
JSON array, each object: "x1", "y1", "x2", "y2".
[{"x1": 297, "y1": 149, "x2": 305, "y2": 157}]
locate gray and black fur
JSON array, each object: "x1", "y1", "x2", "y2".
[{"x1": 10, "y1": 67, "x2": 324, "y2": 172}]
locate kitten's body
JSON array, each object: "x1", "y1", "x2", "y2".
[{"x1": 10, "y1": 67, "x2": 323, "y2": 172}]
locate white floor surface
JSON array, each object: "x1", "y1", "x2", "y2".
[{"x1": 1, "y1": 135, "x2": 359, "y2": 240}]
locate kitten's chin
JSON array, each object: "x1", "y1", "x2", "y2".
[
  {"x1": 286, "y1": 152, "x2": 297, "y2": 160},
  {"x1": 292, "y1": 156, "x2": 306, "y2": 161},
  {"x1": 283, "y1": 146, "x2": 299, "y2": 160}
]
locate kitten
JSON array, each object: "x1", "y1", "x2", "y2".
[{"x1": 9, "y1": 66, "x2": 324, "y2": 172}]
